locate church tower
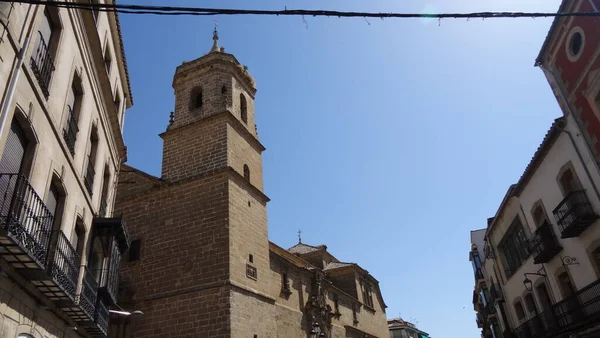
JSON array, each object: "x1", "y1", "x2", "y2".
[{"x1": 112, "y1": 30, "x2": 274, "y2": 337}]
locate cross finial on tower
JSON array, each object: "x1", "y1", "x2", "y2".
[
  {"x1": 297, "y1": 229, "x2": 302, "y2": 244},
  {"x1": 210, "y1": 20, "x2": 220, "y2": 53}
]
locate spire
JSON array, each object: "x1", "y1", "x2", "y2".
[
  {"x1": 297, "y1": 229, "x2": 302, "y2": 244},
  {"x1": 210, "y1": 22, "x2": 220, "y2": 53}
]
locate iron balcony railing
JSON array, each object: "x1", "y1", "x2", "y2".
[
  {"x1": 0, "y1": 173, "x2": 53, "y2": 268},
  {"x1": 48, "y1": 230, "x2": 81, "y2": 301},
  {"x1": 490, "y1": 283, "x2": 503, "y2": 304},
  {"x1": 95, "y1": 300, "x2": 109, "y2": 336},
  {"x1": 474, "y1": 268, "x2": 484, "y2": 282},
  {"x1": 30, "y1": 32, "x2": 55, "y2": 99},
  {"x1": 84, "y1": 156, "x2": 95, "y2": 196},
  {"x1": 553, "y1": 190, "x2": 598, "y2": 238},
  {"x1": 512, "y1": 279, "x2": 600, "y2": 338},
  {"x1": 63, "y1": 110, "x2": 79, "y2": 156},
  {"x1": 77, "y1": 266, "x2": 98, "y2": 322},
  {"x1": 98, "y1": 241, "x2": 121, "y2": 305},
  {"x1": 529, "y1": 222, "x2": 562, "y2": 264}
]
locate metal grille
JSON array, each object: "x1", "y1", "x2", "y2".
[
  {"x1": 76, "y1": 266, "x2": 98, "y2": 322},
  {"x1": 553, "y1": 190, "x2": 597, "y2": 238},
  {"x1": 62, "y1": 109, "x2": 79, "y2": 156},
  {"x1": 529, "y1": 222, "x2": 562, "y2": 264},
  {"x1": 30, "y1": 32, "x2": 54, "y2": 99},
  {"x1": 95, "y1": 300, "x2": 109, "y2": 335},
  {"x1": 105, "y1": 241, "x2": 121, "y2": 304},
  {"x1": 49, "y1": 231, "x2": 80, "y2": 301},
  {"x1": 84, "y1": 155, "x2": 95, "y2": 196},
  {"x1": 0, "y1": 174, "x2": 53, "y2": 269}
]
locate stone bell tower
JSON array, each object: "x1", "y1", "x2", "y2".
[{"x1": 113, "y1": 30, "x2": 274, "y2": 337}]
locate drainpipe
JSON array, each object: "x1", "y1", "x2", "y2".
[
  {"x1": 0, "y1": 4, "x2": 39, "y2": 143},
  {"x1": 540, "y1": 65, "x2": 600, "y2": 197}
]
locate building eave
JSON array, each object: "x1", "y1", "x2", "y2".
[
  {"x1": 110, "y1": 0, "x2": 134, "y2": 106},
  {"x1": 535, "y1": 0, "x2": 569, "y2": 67}
]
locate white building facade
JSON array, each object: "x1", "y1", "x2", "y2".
[
  {"x1": 0, "y1": 1, "x2": 132, "y2": 337},
  {"x1": 471, "y1": 114, "x2": 600, "y2": 338}
]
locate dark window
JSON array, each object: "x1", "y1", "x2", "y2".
[
  {"x1": 46, "y1": 179, "x2": 65, "y2": 231},
  {"x1": 558, "y1": 272, "x2": 576, "y2": 298},
  {"x1": 0, "y1": 118, "x2": 29, "y2": 175},
  {"x1": 243, "y1": 164, "x2": 250, "y2": 181},
  {"x1": 84, "y1": 128, "x2": 98, "y2": 196},
  {"x1": 193, "y1": 88, "x2": 203, "y2": 109},
  {"x1": 99, "y1": 165, "x2": 110, "y2": 217},
  {"x1": 532, "y1": 204, "x2": 547, "y2": 228},
  {"x1": 221, "y1": 85, "x2": 227, "y2": 94},
  {"x1": 31, "y1": 9, "x2": 58, "y2": 98},
  {"x1": 240, "y1": 93, "x2": 247, "y2": 124},
  {"x1": 104, "y1": 46, "x2": 112, "y2": 74},
  {"x1": 63, "y1": 75, "x2": 82, "y2": 156},
  {"x1": 362, "y1": 281, "x2": 374, "y2": 308},
  {"x1": 524, "y1": 293, "x2": 538, "y2": 316},
  {"x1": 114, "y1": 90, "x2": 121, "y2": 115},
  {"x1": 498, "y1": 217, "x2": 530, "y2": 278},
  {"x1": 88, "y1": 235, "x2": 105, "y2": 283},
  {"x1": 248, "y1": 253, "x2": 253, "y2": 263},
  {"x1": 569, "y1": 32, "x2": 583, "y2": 57},
  {"x1": 282, "y1": 272, "x2": 290, "y2": 291},
  {"x1": 515, "y1": 301, "x2": 526, "y2": 321},
  {"x1": 72, "y1": 220, "x2": 86, "y2": 258},
  {"x1": 536, "y1": 283, "x2": 552, "y2": 311},
  {"x1": 559, "y1": 168, "x2": 582, "y2": 196},
  {"x1": 128, "y1": 239, "x2": 141, "y2": 262}
]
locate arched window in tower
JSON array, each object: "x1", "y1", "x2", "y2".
[
  {"x1": 190, "y1": 86, "x2": 203, "y2": 110},
  {"x1": 240, "y1": 93, "x2": 248, "y2": 124},
  {"x1": 221, "y1": 85, "x2": 227, "y2": 94},
  {"x1": 243, "y1": 164, "x2": 250, "y2": 181}
]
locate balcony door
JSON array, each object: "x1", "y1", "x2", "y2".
[
  {"x1": 0, "y1": 119, "x2": 28, "y2": 217},
  {"x1": 559, "y1": 169, "x2": 582, "y2": 196}
]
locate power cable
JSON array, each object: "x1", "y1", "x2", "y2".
[{"x1": 2, "y1": 0, "x2": 600, "y2": 20}]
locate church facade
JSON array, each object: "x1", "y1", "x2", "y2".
[{"x1": 109, "y1": 31, "x2": 389, "y2": 338}]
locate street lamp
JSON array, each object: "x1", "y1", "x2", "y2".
[
  {"x1": 109, "y1": 310, "x2": 144, "y2": 316},
  {"x1": 523, "y1": 271, "x2": 547, "y2": 292}
]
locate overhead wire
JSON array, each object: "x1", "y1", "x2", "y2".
[{"x1": 2, "y1": 0, "x2": 600, "y2": 20}]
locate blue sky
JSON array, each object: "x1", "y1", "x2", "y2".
[{"x1": 118, "y1": 0, "x2": 563, "y2": 336}]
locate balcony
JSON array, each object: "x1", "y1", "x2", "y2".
[
  {"x1": 553, "y1": 190, "x2": 598, "y2": 238},
  {"x1": 84, "y1": 157, "x2": 95, "y2": 196},
  {"x1": 92, "y1": 216, "x2": 130, "y2": 305},
  {"x1": 529, "y1": 222, "x2": 562, "y2": 264},
  {"x1": 20, "y1": 231, "x2": 80, "y2": 306},
  {"x1": 66, "y1": 266, "x2": 98, "y2": 323},
  {"x1": 63, "y1": 111, "x2": 79, "y2": 156},
  {"x1": 84, "y1": 299, "x2": 109, "y2": 336},
  {"x1": 30, "y1": 32, "x2": 55, "y2": 99},
  {"x1": 0, "y1": 174, "x2": 53, "y2": 271},
  {"x1": 512, "y1": 279, "x2": 600, "y2": 338},
  {"x1": 490, "y1": 283, "x2": 503, "y2": 304}
]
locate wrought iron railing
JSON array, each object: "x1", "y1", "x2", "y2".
[
  {"x1": 103, "y1": 241, "x2": 121, "y2": 304},
  {"x1": 62, "y1": 109, "x2": 79, "y2": 156},
  {"x1": 49, "y1": 230, "x2": 80, "y2": 301},
  {"x1": 474, "y1": 268, "x2": 484, "y2": 281},
  {"x1": 84, "y1": 156, "x2": 95, "y2": 196},
  {"x1": 529, "y1": 222, "x2": 562, "y2": 264},
  {"x1": 30, "y1": 32, "x2": 55, "y2": 99},
  {"x1": 490, "y1": 283, "x2": 503, "y2": 304},
  {"x1": 77, "y1": 266, "x2": 98, "y2": 321},
  {"x1": 553, "y1": 190, "x2": 597, "y2": 238},
  {"x1": 0, "y1": 173, "x2": 54, "y2": 267},
  {"x1": 95, "y1": 300, "x2": 109, "y2": 335},
  {"x1": 512, "y1": 279, "x2": 600, "y2": 337}
]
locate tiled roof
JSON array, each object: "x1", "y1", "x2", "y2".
[
  {"x1": 287, "y1": 243, "x2": 325, "y2": 255},
  {"x1": 113, "y1": 0, "x2": 133, "y2": 105},
  {"x1": 324, "y1": 262, "x2": 354, "y2": 271}
]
